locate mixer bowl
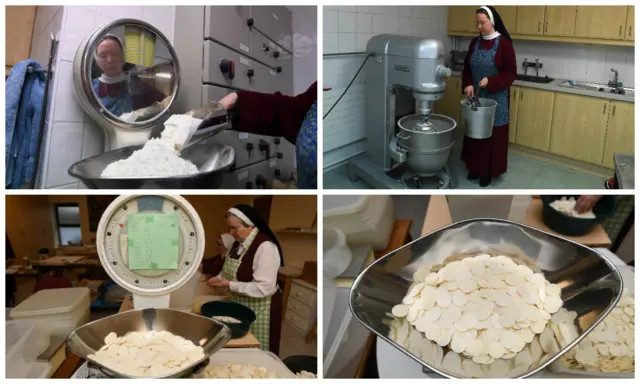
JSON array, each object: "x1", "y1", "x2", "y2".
[
  {"x1": 68, "y1": 137, "x2": 235, "y2": 189},
  {"x1": 349, "y1": 218, "x2": 623, "y2": 379},
  {"x1": 397, "y1": 114, "x2": 456, "y2": 176},
  {"x1": 66, "y1": 307, "x2": 232, "y2": 378}
]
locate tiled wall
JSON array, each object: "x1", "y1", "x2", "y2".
[
  {"x1": 323, "y1": 6, "x2": 450, "y2": 169},
  {"x1": 39, "y1": 6, "x2": 175, "y2": 189},
  {"x1": 459, "y1": 37, "x2": 635, "y2": 85},
  {"x1": 290, "y1": 6, "x2": 318, "y2": 95}
]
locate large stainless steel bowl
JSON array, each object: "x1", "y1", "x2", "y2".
[
  {"x1": 66, "y1": 308, "x2": 232, "y2": 378},
  {"x1": 68, "y1": 138, "x2": 235, "y2": 189},
  {"x1": 349, "y1": 219, "x2": 624, "y2": 379}
]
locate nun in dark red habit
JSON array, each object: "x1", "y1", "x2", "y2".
[
  {"x1": 206, "y1": 204, "x2": 283, "y2": 355},
  {"x1": 461, "y1": 6, "x2": 517, "y2": 187}
]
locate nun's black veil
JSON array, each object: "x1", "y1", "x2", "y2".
[
  {"x1": 477, "y1": 6, "x2": 513, "y2": 42},
  {"x1": 231, "y1": 204, "x2": 285, "y2": 267}
]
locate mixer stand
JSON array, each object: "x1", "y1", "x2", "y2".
[{"x1": 346, "y1": 154, "x2": 458, "y2": 189}]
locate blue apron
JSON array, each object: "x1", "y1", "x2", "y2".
[
  {"x1": 91, "y1": 79, "x2": 134, "y2": 117},
  {"x1": 295, "y1": 100, "x2": 317, "y2": 189},
  {"x1": 470, "y1": 36, "x2": 509, "y2": 127}
]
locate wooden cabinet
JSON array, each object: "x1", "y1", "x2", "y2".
[
  {"x1": 6, "y1": 6, "x2": 36, "y2": 74},
  {"x1": 448, "y1": 6, "x2": 477, "y2": 33},
  {"x1": 625, "y1": 6, "x2": 635, "y2": 41},
  {"x1": 269, "y1": 195, "x2": 316, "y2": 230},
  {"x1": 602, "y1": 101, "x2": 634, "y2": 168},
  {"x1": 575, "y1": 6, "x2": 628, "y2": 40},
  {"x1": 549, "y1": 93, "x2": 609, "y2": 165},
  {"x1": 515, "y1": 88, "x2": 554, "y2": 152},
  {"x1": 515, "y1": 6, "x2": 546, "y2": 36},
  {"x1": 285, "y1": 279, "x2": 317, "y2": 334},
  {"x1": 434, "y1": 76, "x2": 463, "y2": 123},
  {"x1": 494, "y1": 6, "x2": 517, "y2": 32},
  {"x1": 544, "y1": 6, "x2": 577, "y2": 37},
  {"x1": 508, "y1": 86, "x2": 520, "y2": 144}
]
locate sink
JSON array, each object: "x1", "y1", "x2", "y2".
[
  {"x1": 515, "y1": 74, "x2": 554, "y2": 84},
  {"x1": 560, "y1": 81, "x2": 634, "y2": 96}
]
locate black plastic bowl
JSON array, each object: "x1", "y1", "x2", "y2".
[
  {"x1": 200, "y1": 301, "x2": 256, "y2": 339},
  {"x1": 283, "y1": 355, "x2": 317, "y2": 375},
  {"x1": 540, "y1": 195, "x2": 616, "y2": 237}
]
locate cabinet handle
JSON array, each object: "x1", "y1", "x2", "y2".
[
  {"x1": 630, "y1": 26, "x2": 633, "y2": 37},
  {"x1": 613, "y1": 105, "x2": 616, "y2": 116},
  {"x1": 603, "y1": 103, "x2": 607, "y2": 115},
  {"x1": 545, "y1": 22, "x2": 548, "y2": 33},
  {"x1": 538, "y1": 22, "x2": 541, "y2": 33},
  {"x1": 619, "y1": 25, "x2": 623, "y2": 36},
  {"x1": 520, "y1": 91, "x2": 523, "y2": 101}
]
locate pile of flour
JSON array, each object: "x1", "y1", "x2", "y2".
[{"x1": 101, "y1": 114, "x2": 202, "y2": 178}]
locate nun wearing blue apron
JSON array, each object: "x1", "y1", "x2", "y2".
[
  {"x1": 461, "y1": 6, "x2": 517, "y2": 187},
  {"x1": 189, "y1": 82, "x2": 318, "y2": 189}
]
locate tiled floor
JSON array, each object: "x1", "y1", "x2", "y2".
[
  {"x1": 324, "y1": 151, "x2": 606, "y2": 189},
  {"x1": 279, "y1": 322, "x2": 317, "y2": 360}
]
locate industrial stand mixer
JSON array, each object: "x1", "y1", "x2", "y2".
[{"x1": 347, "y1": 34, "x2": 458, "y2": 189}]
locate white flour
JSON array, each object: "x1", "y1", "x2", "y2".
[
  {"x1": 549, "y1": 197, "x2": 596, "y2": 219},
  {"x1": 101, "y1": 114, "x2": 202, "y2": 178}
]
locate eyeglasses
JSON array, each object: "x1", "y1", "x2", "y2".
[{"x1": 227, "y1": 224, "x2": 242, "y2": 233}]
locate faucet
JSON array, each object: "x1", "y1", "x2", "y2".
[
  {"x1": 534, "y1": 59, "x2": 542, "y2": 77},
  {"x1": 608, "y1": 68, "x2": 622, "y2": 88},
  {"x1": 523, "y1": 58, "x2": 528, "y2": 76}
]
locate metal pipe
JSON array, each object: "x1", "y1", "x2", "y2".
[{"x1": 323, "y1": 51, "x2": 367, "y2": 57}]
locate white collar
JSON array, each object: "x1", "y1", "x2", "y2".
[
  {"x1": 98, "y1": 72, "x2": 127, "y2": 84},
  {"x1": 483, "y1": 31, "x2": 501, "y2": 40},
  {"x1": 237, "y1": 228, "x2": 259, "y2": 250}
]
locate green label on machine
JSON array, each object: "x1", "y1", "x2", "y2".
[{"x1": 127, "y1": 213, "x2": 179, "y2": 270}]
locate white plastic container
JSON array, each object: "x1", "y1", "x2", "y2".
[
  {"x1": 323, "y1": 227, "x2": 352, "y2": 278},
  {"x1": 170, "y1": 270, "x2": 201, "y2": 309},
  {"x1": 6, "y1": 320, "x2": 51, "y2": 378},
  {"x1": 9, "y1": 287, "x2": 91, "y2": 339},
  {"x1": 323, "y1": 196, "x2": 395, "y2": 251}
]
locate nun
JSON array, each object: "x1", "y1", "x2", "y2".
[
  {"x1": 461, "y1": 6, "x2": 517, "y2": 187},
  {"x1": 207, "y1": 204, "x2": 283, "y2": 355}
]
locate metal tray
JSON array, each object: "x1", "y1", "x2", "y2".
[
  {"x1": 349, "y1": 218, "x2": 623, "y2": 379},
  {"x1": 68, "y1": 138, "x2": 235, "y2": 189},
  {"x1": 66, "y1": 307, "x2": 232, "y2": 378}
]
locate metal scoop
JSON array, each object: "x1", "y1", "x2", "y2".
[
  {"x1": 178, "y1": 101, "x2": 231, "y2": 152},
  {"x1": 467, "y1": 86, "x2": 482, "y2": 111}
]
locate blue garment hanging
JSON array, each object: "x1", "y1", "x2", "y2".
[
  {"x1": 295, "y1": 100, "x2": 317, "y2": 189},
  {"x1": 5, "y1": 60, "x2": 46, "y2": 189}
]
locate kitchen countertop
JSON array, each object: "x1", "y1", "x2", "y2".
[{"x1": 450, "y1": 70, "x2": 634, "y2": 103}]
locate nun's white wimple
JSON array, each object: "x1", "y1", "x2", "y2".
[
  {"x1": 480, "y1": 6, "x2": 495, "y2": 25},
  {"x1": 228, "y1": 208, "x2": 255, "y2": 227}
]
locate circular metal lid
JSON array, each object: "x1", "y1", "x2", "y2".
[
  {"x1": 398, "y1": 114, "x2": 456, "y2": 134},
  {"x1": 97, "y1": 195, "x2": 205, "y2": 296}
]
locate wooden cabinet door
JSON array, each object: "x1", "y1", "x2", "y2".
[
  {"x1": 494, "y1": 6, "x2": 517, "y2": 32},
  {"x1": 625, "y1": 6, "x2": 635, "y2": 41},
  {"x1": 544, "y1": 6, "x2": 577, "y2": 37},
  {"x1": 515, "y1": 6, "x2": 546, "y2": 35},
  {"x1": 515, "y1": 88, "x2": 554, "y2": 151},
  {"x1": 575, "y1": 6, "x2": 628, "y2": 40},
  {"x1": 448, "y1": 6, "x2": 477, "y2": 33},
  {"x1": 434, "y1": 77, "x2": 462, "y2": 123},
  {"x1": 508, "y1": 86, "x2": 520, "y2": 144},
  {"x1": 6, "y1": 6, "x2": 36, "y2": 68},
  {"x1": 602, "y1": 101, "x2": 634, "y2": 168},
  {"x1": 549, "y1": 93, "x2": 609, "y2": 165}
]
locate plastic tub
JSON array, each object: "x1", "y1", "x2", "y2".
[
  {"x1": 540, "y1": 195, "x2": 615, "y2": 236},
  {"x1": 6, "y1": 321, "x2": 51, "y2": 378},
  {"x1": 201, "y1": 301, "x2": 256, "y2": 339},
  {"x1": 323, "y1": 227, "x2": 352, "y2": 278},
  {"x1": 9, "y1": 287, "x2": 90, "y2": 339},
  {"x1": 283, "y1": 355, "x2": 317, "y2": 374},
  {"x1": 324, "y1": 196, "x2": 395, "y2": 251},
  {"x1": 170, "y1": 271, "x2": 201, "y2": 309}
]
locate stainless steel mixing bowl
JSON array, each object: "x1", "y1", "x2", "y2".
[
  {"x1": 66, "y1": 307, "x2": 232, "y2": 378},
  {"x1": 349, "y1": 218, "x2": 624, "y2": 378},
  {"x1": 68, "y1": 138, "x2": 235, "y2": 189}
]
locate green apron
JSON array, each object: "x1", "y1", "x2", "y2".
[{"x1": 221, "y1": 230, "x2": 271, "y2": 351}]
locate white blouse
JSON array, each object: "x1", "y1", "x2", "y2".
[{"x1": 217, "y1": 233, "x2": 281, "y2": 298}]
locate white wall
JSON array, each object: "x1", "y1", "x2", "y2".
[
  {"x1": 458, "y1": 37, "x2": 634, "y2": 85},
  {"x1": 322, "y1": 6, "x2": 451, "y2": 169},
  {"x1": 39, "y1": 6, "x2": 176, "y2": 189},
  {"x1": 289, "y1": 6, "x2": 318, "y2": 95}
]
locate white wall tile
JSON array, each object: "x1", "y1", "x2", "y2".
[
  {"x1": 357, "y1": 33, "x2": 372, "y2": 51},
  {"x1": 142, "y1": 6, "x2": 175, "y2": 42},
  {"x1": 32, "y1": 6, "x2": 62, "y2": 36},
  {"x1": 398, "y1": 7, "x2": 411, "y2": 18},
  {"x1": 52, "y1": 61, "x2": 85, "y2": 123},
  {"x1": 324, "y1": 10, "x2": 338, "y2": 33},
  {"x1": 95, "y1": 6, "x2": 143, "y2": 20},
  {"x1": 95, "y1": 13, "x2": 115, "y2": 29},
  {"x1": 324, "y1": 32, "x2": 338, "y2": 54},
  {"x1": 339, "y1": 11, "x2": 357, "y2": 33},
  {"x1": 58, "y1": 6, "x2": 97, "y2": 62},
  {"x1": 44, "y1": 122, "x2": 84, "y2": 188},
  {"x1": 338, "y1": 33, "x2": 357, "y2": 53},
  {"x1": 30, "y1": 7, "x2": 63, "y2": 66},
  {"x1": 339, "y1": 6, "x2": 358, "y2": 13},
  {"x1": 356, "y1": 13, "x2": 372, "y2": 34},
  {"x1": 81, "y1": 121, "x2": 105, "y2": 160},
  {"x1": 399, "y1": 18, "x2": 411, "y2": 35}
]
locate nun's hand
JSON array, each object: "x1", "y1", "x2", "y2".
[
  {"x1": 464, "y1": 86, "x2": 474, "y2": 98},
  {"x1": 479, "y1": 77, "x2": 489, "y2": 88},
  {"x1": 575, "y1": 195, "x2": 602, "y2": 214},
  {"x1": 207, "y1": 277, "x2": 230, "y2": 288}
]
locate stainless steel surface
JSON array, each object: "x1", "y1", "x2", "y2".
[
  {"x1": 73, "y1": 19, "x2": 181, "y2": 151},
  {"x1": 559, "y1": 80, "x2": 634, "y2": 96},
  {"x1": 516, "y1": 74, "x2": 554, "y2": 84},
  {"x1": 68, "y1": 138, "x2": 235, "y2": 189},
  {"x1": 67, "y1": 308, "x2": 232, "y2": 378},
  {"x1": 614, "y1": 153, "x2": 634, "y2": 190},
  {"x1": 461, "y1": 97, "x2": 497, "y2": 139},
  {"x1": 349, "y1": 219, "x2": 623, "y2": 379}
]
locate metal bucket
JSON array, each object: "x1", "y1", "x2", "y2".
[{"x1": 461, "y1": 97, "x2": 496, "y2": 139}]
